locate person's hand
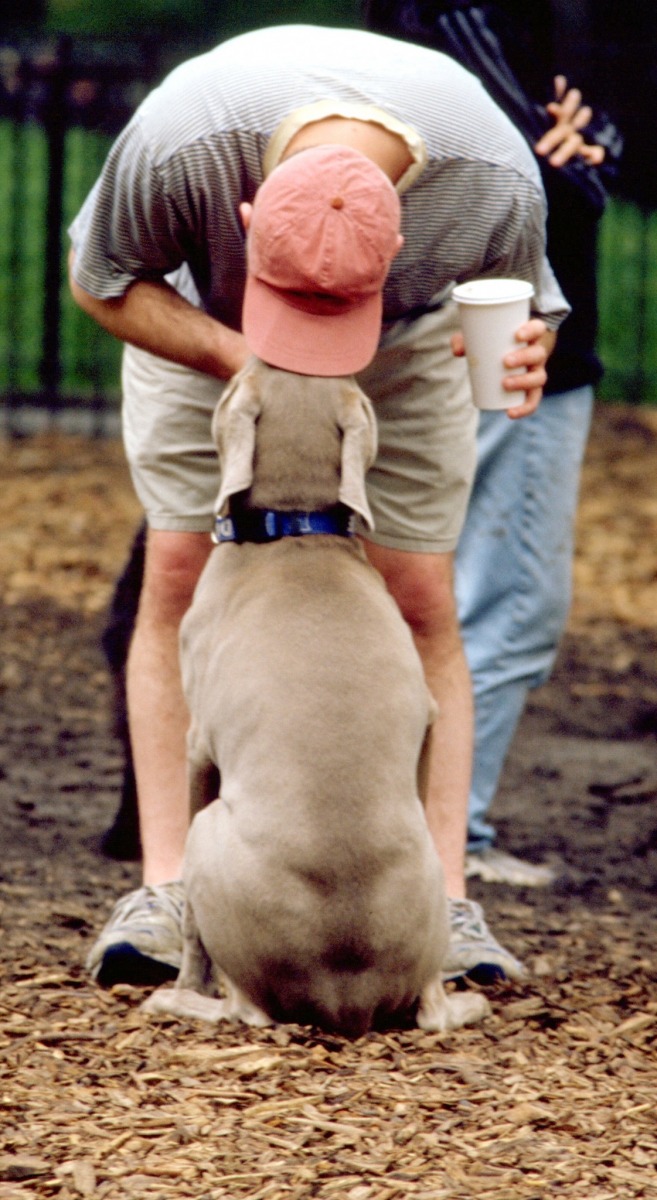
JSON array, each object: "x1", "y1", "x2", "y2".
[
  {"x1": 451, "y1": 319, "x2": 554, "y2": 419},
  {"x1": 534, "y1": 75, "x2": 606, "y2": 169}
]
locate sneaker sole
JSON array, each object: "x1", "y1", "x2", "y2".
[
  {"x1": 95, "y1": 943, "x2": 180, "y2": 988},
  {"x1": 443, "y1": 962, "x2": 508, "y2": 985},
  {"x1": 463, "y1": 962, "x2": 507, "y2": 986}
]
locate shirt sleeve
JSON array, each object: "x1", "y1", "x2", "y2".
[
  {"x1": 68, "y1": 115, "x2": 189, "y2": 299},
  {"x1": 468, "y1": 176, "x2": 571, "y2": 329}
]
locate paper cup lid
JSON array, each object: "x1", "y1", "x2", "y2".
[{"x1": 452, "y1": 278, "x2": 534, "y2": 305}]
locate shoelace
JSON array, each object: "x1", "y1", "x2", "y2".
[
  {"x1": 448, "y1": 899, "x2": 486, "y2": 939},
  {"x1": 112, "y1": 882, "x2": 185, "y2": 924}
]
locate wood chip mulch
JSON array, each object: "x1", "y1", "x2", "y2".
[
  {"x1": 1, "y1": 979, "x2": 656, "y2": 1200},
  {"x1": 1, "y1": 405, "x2": 656, "y2": 1199}
]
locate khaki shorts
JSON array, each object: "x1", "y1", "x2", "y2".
[{"x1": 122, "y1": 300, "x2": 477, "y2": 553}]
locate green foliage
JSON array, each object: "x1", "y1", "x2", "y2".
[
  {"x1": 46, "y1": 0, "x2": 214, "y2": 38},
  {"x1": 597, "y1": 201, "x2": 657, "y2": 404},
  {"x1": 0, "y1": 120, "x2": 48, "y2": 393},
  {"x1": 0, "y1": 119, "x2": 122, "y2": 399},
  {"x1": 44, "y1": 0, "x2": 361, "y2": 39}
]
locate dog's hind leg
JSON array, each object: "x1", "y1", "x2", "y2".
[
  {"x1": 417, "y1": 975, "x2": 490, "y2": 1032},
  {"x1": 142, "y1": 981, "x2": 271, "y2": 1025},
  {"x1": 142, "y1": 974, "x2": 272, "y2": 1027},
  {"x1": 187, "y1": 722, "x2": 220, "y2": 819},
  {"x1": 142, "y1": 898, "x2": 272, "y2": 1027},
  {"x1": 141, "y1": 894, "x2": 215, "y2": 1019},
  {"x1": 417, "y1": 695, "x2": 438, "y2": 809}
]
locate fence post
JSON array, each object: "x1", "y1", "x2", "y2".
[{"x1": 40, "y1": 35, "x2": 70, "y2": 413}]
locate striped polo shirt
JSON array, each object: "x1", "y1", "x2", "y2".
[{"x1": 69, "y1": 24, "x2": 568, "y2": 333}]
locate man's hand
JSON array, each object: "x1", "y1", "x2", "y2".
[
  {"x1": 534, "y1": 75, "x2": 606, "y2": 169},
  {"x1": 451, "y1": 318, "x2": 554, "y2": 419}
]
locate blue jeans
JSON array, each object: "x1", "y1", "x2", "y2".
[{"x1": 455, "y1": 387, "x2": 594, "y2": 852}]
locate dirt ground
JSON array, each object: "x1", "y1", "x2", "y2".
[{"x1": 0, "y1": 404, "x2": 656, "y2": 1200}]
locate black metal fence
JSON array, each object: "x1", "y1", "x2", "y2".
[
  {"x1": 1, "y1": 34, "x2": 656, "y2": 438},
  {"x1": 0, "y1": 35, "x2": 192, "y2": 434}
]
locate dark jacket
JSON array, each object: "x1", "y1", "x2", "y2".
[{"x1": 362, "y1": 0, "x2": 623, "y2": 394}]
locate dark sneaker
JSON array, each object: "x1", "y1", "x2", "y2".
[
  {"x1": 86, "y1": 882, "x2": 184, "y2": 987},
  {"x1": 443, "y1": 897, "x2": 525, "y2": 984}
]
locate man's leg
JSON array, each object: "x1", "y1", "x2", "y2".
[
  {"x1": 456, "y1": 387, "x2": 593, "y2": 884},
  {"x1": 87, "y1": 347, "x2": 222, "y2": 985},
  {"x1": 357, "y1": 302, "x2": 524, "y2": 980},
  {"x1": 363, "y1": 541, "x2": 524, "y2": 981},
  {"x1": 127, "y1": 529, "x2": 213, "y2": 885},
  {"x1": 363, "y1": 544, "x2": 470, "y2": 898},
  {"x1": 87, "y1": 528, "x2": 213, "y2": 986}
]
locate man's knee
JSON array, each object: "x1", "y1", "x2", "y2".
[
  {"x1": 363, "y1": 541, "x2": 458, "y2": 639},
  {"x1": 138, "y1": 530, "x2": 212, "y2": 627}
]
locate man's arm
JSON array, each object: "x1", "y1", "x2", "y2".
[
  {"x1": 68, "y1": 251, "x2": 249, "y2": 381},
  {"x1": 490, "y1": 78, "x2": 605, "y2": 416}
]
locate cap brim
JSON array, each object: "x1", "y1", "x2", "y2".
[{"x1": 242, "y1": 274, "x2": 382, "y2": 377}]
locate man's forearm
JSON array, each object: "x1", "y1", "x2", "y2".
[{"x1": 68, "y1": 256, "x2": 249, "y2": 381}]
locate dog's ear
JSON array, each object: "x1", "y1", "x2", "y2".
[
  {"x1": 213, "y1": 367, "x2": 262, "y2": 515},
  {"x1": 337, "y1": 383, "x2": 378, "y2": 530}
]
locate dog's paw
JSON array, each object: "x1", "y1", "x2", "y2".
[
  {"x1": 142, "y1": 983, "x2": 273, "y2": 1027},
  {"x1": 444, "y1": 990, "x2": 491, "y2": 1029},
  {"x1": 417, "y1": 980, "x2": 490, "y2": 1032},
  {"x1": 141, "y1": 985, "x2": 229, "y2": 1023}
]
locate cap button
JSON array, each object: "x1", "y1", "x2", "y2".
[{"x1": 330, "y1": 195, "x2": 345, "y2": 209}]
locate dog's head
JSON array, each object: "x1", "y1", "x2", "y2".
[{"x1": 212, "y1": 360, "x2": 377, "y2": 529}]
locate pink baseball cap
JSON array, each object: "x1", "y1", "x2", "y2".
[{"x1": 242, "y1": 144, "x2": 402, "y2": 376}]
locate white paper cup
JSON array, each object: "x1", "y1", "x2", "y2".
[{"x1": 452, "y1": 279, "x2": 534, "y2": 410}]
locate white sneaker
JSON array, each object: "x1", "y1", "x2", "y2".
[
  {"x1": 443, "y1": 898, "x2": 526, "y2": 983},
  {"x1": 466, "y1": 846, "x2": 556, "y2": 888},
  {"x1": 86, "y1": 882, "x2": 184, "y2": 986}
]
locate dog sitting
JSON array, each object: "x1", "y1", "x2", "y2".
[{"x1": 143, "y1": 356, "x2": 489, "y2": 1037}]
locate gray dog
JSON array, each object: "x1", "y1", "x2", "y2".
[{"x1": 143, "y1": 357, "x2": 489, "y2": 1037}]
